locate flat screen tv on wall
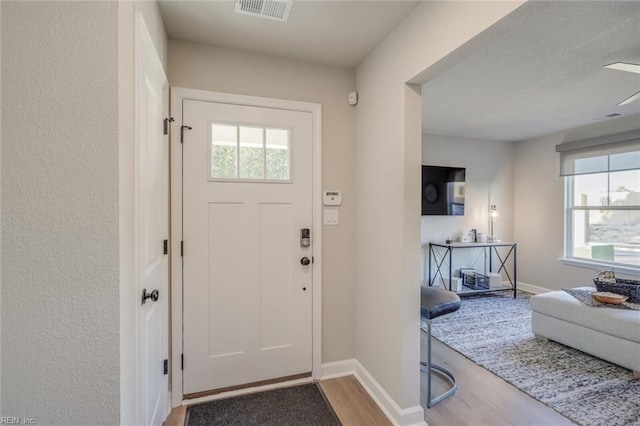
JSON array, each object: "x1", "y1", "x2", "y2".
[{"x1": 421, "y1": 165, "x2": 466, "y2": 216}]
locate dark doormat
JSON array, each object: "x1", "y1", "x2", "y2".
[{"x1": 186, "y1": 383, "x2": 342, "y2": 426}]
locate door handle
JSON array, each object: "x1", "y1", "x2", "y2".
[
  {"x1": 300, "y1": 257, "x2": 311, "y2": 266},
  {"x1": 142, "y1": 288, "x2": 159, "y2": 305}
]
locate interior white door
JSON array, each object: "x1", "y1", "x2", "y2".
[
  {"x1": 182, "y1": 99, "x2": 313, "y2": 394},
  {"x1": 135, "y1": 12, "x2": 169, "y2": 426}
]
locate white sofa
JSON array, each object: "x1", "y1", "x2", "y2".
[{"x1": 530, "y1": 287, "x2": 640, "y2": 376}]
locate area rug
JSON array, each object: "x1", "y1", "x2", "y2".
[
  {"x1": 421, "y1": 291, "x2": 640, "y2": 426},
  {"x1": 186, "y1": 383, "x2": 341, "y2": 426}
]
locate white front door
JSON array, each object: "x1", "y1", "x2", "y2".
[
  {"x1": 182, "y1": 99, "x2": 313, "y2": 395},
  {"x1": 135, "y1": 12, "x2": 169, "y2": 426}
]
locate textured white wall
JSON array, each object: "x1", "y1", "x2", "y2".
[
  {"x1": 167, "y1": 40, "x2": 357, "y2": 363},
  {"x1": 354, "y1": 0, "x2": 525, "y2": 413},
  {"x1": 514, "y1": 114, "x2": 640, "y2": 291},
  {"x1": 1, "y1": 2, "x2": 120, "y2": 423}
]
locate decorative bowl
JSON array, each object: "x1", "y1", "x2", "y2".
[{"x1": 592, "y1": 292, "x2": 628, "y2": 305}]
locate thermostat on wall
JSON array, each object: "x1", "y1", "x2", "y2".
[{"x1": 323, "y1": 190, "x2": 342, "y2": 206}]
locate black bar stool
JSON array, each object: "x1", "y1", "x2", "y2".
[{"x1": 420, "y1": 286, "x2": 461, "y2": 407}]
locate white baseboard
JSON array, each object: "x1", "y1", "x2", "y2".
[
  {"x1": 321, "y1": 359, "x2": 427, "y2": 426},
  {"x1": 320, "y1": 359, "x2": 356, "y2": 380},
  {"x1": 182, "y1": 359, "x2": 428, "y2": 425},
  {"x1": 352, "y1": 360, "x2": 427, "y2": 426},
  {"x1": 517, "y1": 281, "x2": 553, "y2": 294}
]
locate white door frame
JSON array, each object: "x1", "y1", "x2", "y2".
[{"x1": 170, "y1": 87, "x2": 322, "y2": 406}]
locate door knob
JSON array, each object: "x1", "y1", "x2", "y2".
[
  {"x1": 142, "y1": 288, "x2": 159, "y2": 305},
  {"x1": 300, "y1": 257, "x2": 311, "y2": 266}
]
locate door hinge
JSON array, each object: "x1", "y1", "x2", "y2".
[
  {"x1": 181, "y1": 241, "x2": 184, "y2": 257},
  {"x1": 181, "y1": 354, "x2": 184, "y2": 370},
  {"x1": 163, "y1": 239, "x2": 168, "y2": 255},
  {"x1": 180, "y1": 125, "x2": 192, "y2": 143},
  {"x1": 163, "y1": 359, "x2": 168, "y2": 375},
  {"x1": 163, "y1": 117, "x2": 174, "y2": 135}
]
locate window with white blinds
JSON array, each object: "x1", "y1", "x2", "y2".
[{"x1": 556, "y1": 130, "x2": 640, "y2": 269}]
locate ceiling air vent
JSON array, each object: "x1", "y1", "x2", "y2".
[{"x1": 235, "y1": 0, "x2": 294, "y2": 22}]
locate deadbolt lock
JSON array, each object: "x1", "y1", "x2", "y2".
[{"x1": 300, "y1": 228, "x2": 311, "y2": 247}]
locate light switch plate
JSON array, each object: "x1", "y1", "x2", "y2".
[
  {"x1": 324, "y1": 209, "x2": 339, "y2": 225},
  {"x1": 348, "y1": 91, "x2": 358, "y2": 106}
]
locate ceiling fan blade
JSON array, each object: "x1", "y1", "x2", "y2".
[
  {"x1": 618, "y1": 89, "x2": 640, "y2": 106},
  {"x1": 605, "y1": 62, "x2": 640, "y2": 74}
]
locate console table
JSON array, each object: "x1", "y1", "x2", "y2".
[{"x1": 426, "y1": 242, "x2": 517, "y2": 298}]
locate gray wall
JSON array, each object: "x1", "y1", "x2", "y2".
[
  {"x1": 421, "y1": 134, "x2": 515, "y2": 285},
  {"x1": 514, "y1": 114, "x2": 640, "y2": 291},
  {"x1": 168, "y1": 39, "x2": 357, "y2": 363},
  {"x1": 421, "y1": 134, "x2": 515, "y2": 246},
  {"x1": 1, "y1": 2, "x2": 120, "y2": 423}
]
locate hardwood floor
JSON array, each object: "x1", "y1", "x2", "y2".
[
  {"x1": 162, "y1": 377, "x2": 390, "y2": 426},
  {"x1": 164, "y1": 405, "x2": 186, "y2": 426},
  {"x1": 165, "y1": 338, "x2": 575, "y2": 426},
  {"x1": 423, "y1": 335, "x2": 575, "y2": 426},
  {"x1": 320, "y1": 376, "x2": 391, "y2": 426}
]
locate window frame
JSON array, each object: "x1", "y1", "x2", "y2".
[
  {"x1": 563, "y1": 172, "x2": 640, "y2": 271},
  {"x1": 558, "y1": 131, "x2": 640, "y2": 273}
]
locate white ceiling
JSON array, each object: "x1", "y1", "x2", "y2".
[
  {"x1": 158, "y1": 0, "x2": 419, "y2": 68},
  {"x1": 420, "y1": 1, "x2": 640, "y2": 142},
  {"x1": 158, "y1": 1, "x2": 640, "y2": 142}
]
